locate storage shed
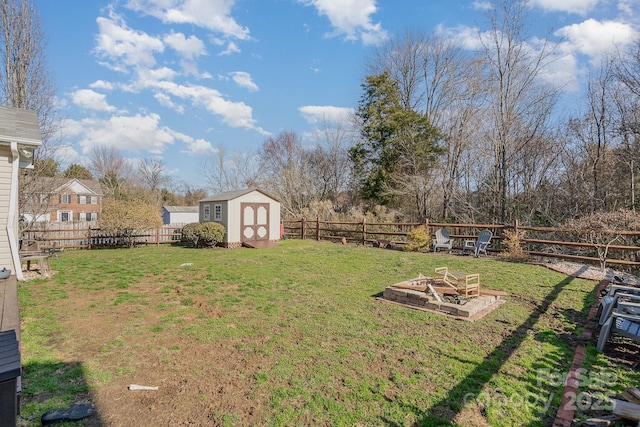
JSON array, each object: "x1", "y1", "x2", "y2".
[
  {"x1": 199, "y1": 188, "x2": 281, "y2": 248},
  {"x1": 162, "y1": 206, "x2": 199, "y2": 225}
]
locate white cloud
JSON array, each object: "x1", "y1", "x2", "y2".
[
  {"x1": 125, "y1": 0, "x2": 250, "y2": 40},
  {"x1": 66, "y1": 113, "x2": 178, "y2": 154},
  {"x1": 472, "y1": 1, "x2": 492, "y2": 10},
  {"x1": 618, "y1": 0, "x2": 635, "y2": 17},
  {"x1": 229, "y1": 71, "x2": 258, "y2": 91},
  {"x1": 154, "y1": 92, "x2": 185, "y2": 113},
  {"x1": 163, "y1": 31, "x2": 206, "y2": 59},
  {"x1": 55, "y1": 143, "x2": 81, "y2": 165},
  {"x1": 220, "y1": 41, "x2": 241, "y2": 55},
  {"x1": 95, "y1": 13, "x2": 164, "y2": 70},
  {"x1": 538, "y1": 43, "x2": 581, "y2": 92},
  {"x1": 300, "y1": 0, "x2": 389, "y2": 45},
  {"x1": 185, "y1": 137, "x2": 216, "y2": 155},
  {"x1": 136, "y1": 79, "x2": 267, "y2": 133},
  {"x1": 71, "y1": 89, "x2": 117, "y2": 112},
  {"x1": 436, "y1": 24, "x2": 484, "y2": 50},
  {"x1": 556, "y1": 19, "x2": 638, "y2": 58},
  {"x1": 89, "y1": 80, "x2": 115, "y2": 91},
  {"x1": 137, "y1": 66, "x2": 179, "y2": 84},
  {"x1": 299, "y1": 105, "x2": 354, "y2": 124},
  {"x1": 529, "y1": 0, "x2": 600, "y2": 15}
]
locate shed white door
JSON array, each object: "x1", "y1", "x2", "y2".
[{"x1": 241, "y1": 203, "x2": 269, "y2": 242}]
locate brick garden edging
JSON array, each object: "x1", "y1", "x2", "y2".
[{"x1": 552, "y1": 279, "x2": 608, "y2": 427}]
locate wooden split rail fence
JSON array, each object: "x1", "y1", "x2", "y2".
[
  {"x1": 282, "y1": 218, "x2": 640, "y2": 268},
  {"x1": 19, "y1": 219, "x2": 640, "y2": 268}
]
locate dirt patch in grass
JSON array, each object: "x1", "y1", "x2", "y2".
[{"x1": 22, "y1": 275, "x2": 271, "y2": 425}]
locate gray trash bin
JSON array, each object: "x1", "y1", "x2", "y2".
[{"x1": 0, "y1": 329, "x2": 21, "y2": 427}]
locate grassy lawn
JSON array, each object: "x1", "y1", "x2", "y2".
[{"x1": 16, "y1": 240, "x2": 640, "y2": 426}]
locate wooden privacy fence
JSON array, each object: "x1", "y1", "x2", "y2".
[
  {"x1": 282, "y1": 218, "x2": 640, "y2": 268},
  {"x1": 21, "y1": 223, "x2": 185, "y2": 250}
]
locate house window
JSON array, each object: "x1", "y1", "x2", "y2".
[
  {"x1": 90, "y1": 196, "x2": 97, "y2": 205},
  {"x1": 85, "y1": 212, "x2": 97, "y2": 221},
  {"x1": 214, "y1": 204, "x2": 222, "y2": 221},
  {"x1": 78, "y1": 195, "x2": 93, "y2": 204},
  {"x1": 60, "y1": 194, "x2": 71, "y2": 204},
  {"x1": 203, "y1": 204, "x2": 210, "y2": 221},
  {"x1": 59, "y1": 211, "x2": 71, "y2": 222}
]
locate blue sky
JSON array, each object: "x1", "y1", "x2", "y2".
[{"x1": 35, "y1": 0, "x2": 640, "y2": 190}]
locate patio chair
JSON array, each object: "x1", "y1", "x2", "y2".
[
  {"x1": 432, "y1": 228, "x2": 452, "y2": 253},
  {"x1": 596, "y1": 301, "x2": 640, "y2": 351},
  {"x1": 462, "y1": 229, "x2": 492, "y2": 257},
  {"x1": 596, "y1": 285, "x2": 640, "y2": 325}
]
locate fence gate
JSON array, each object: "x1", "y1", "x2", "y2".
[{"x1": 241, "y1": 203, "x2": 269, "y2": 243}]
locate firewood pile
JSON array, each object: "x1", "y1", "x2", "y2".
[{"x1": 583, "y1": 386, "x2": 640, "y2": 426}]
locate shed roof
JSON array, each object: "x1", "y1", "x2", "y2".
[
  {"x1": 163, "y1": 206, "x2": 199, "y2": 213},
  {"x1": 199, "y1": 188, "x2": 279, "y2": 203},
  {"x1": 0, "y1": 106, "x2": 41, "y2": 146}
]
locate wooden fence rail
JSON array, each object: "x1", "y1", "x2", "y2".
[
  {"x1": 19, "y1": 219, "x2": 640, "y2": 269},
  {"x1": 21, "y1": 223, "x2": 185, "y2": 250},
  {"x1": 282, "y1": 218, "x2": 640, "y2": 268}
]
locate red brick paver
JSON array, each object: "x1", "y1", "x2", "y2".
[{"x1": 552, "y1": 280, "x2": 608, "y2": 427}]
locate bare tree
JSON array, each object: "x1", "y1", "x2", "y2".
[
  {"x1": 366, "y1": 31, "x2": 489, "y2": 221},
  {"x1": 306, "y1": 122, "x2": 353, "y2": 209},
  {"x1": 258, "y1": 131, "x2": 314, "y2": 217},
  {"x1": 0, "y1": 0, "x2": 60, "y2": 230},
  {"x1": 613, "y1": 38, "x2": 640, "y2": 212},
  {"x1": 182, "y1": 185, "x2": 208, "y2": 205},
  {"x1": 566, "y1": 65, "x2": 617, "y2": 213},
  {"x1": 610, "y1": 91, "x2": 640, "y2": 212},
  {"x1": 614, "y1": 38, "x2": 640, "y2": 99},
  {"x1": 88, "y1": 145, "x2": 133, "y2": 197},
  {"x1": 474, "y1": 1, "x2": 560, "y2": 223},
  {"x1": 201, "y1": 145, "x2": 261, "y2": 193},
  {"x1": 135, "y1": 157, "x2": 171, "y2": 204}
]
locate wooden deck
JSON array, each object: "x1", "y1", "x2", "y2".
[{"x1": 0, "y1": 276, "x2": 19, "y2": 338}]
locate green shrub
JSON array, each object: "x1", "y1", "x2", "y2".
[
  {"x1": 198, "y1": 222, "x2": 226, "y2": 247},
  {"x1": 405, "y1": 225, "x2": 431, "y2": 252},
  {"x1": 182, "y1": 222, "x2": 201, "y2": 247}
]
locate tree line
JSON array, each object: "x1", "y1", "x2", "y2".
[
  {"x1": 207, "y1": 1, "x2": 640, "y2": 228},
  {"x1": 7, "y1": 0, "x2": 640, "y2": 233}
]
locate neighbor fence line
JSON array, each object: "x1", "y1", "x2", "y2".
[
  {"x1": 20, "y1": 219, "x2": 640, "y2": 268},
  {"x1": 282, "y1": 218, "x2": 640, "y2": 267},
  {"x1": 21, "y1": 222, "x2": 184, "y2": 250}
]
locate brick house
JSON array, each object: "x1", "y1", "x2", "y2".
[{"x1": 23, "y1": 178, "x2": 104, "y2": 223}]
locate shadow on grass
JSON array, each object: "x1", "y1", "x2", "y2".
[
  {"x1": 19, "y1": 360, "x2": 103, "y2": 426},
  {"x1": 403, "y1": 266, "x2": 594, "y2": 426}
]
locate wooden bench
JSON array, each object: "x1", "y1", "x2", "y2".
[{"x1": 19, "y1": 253, "x2": 50, "y2": 277}]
